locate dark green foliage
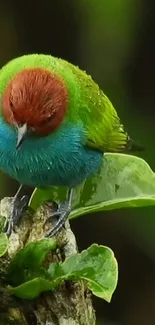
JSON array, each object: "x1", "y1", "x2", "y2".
[{"x1": 8, "y1": 242, "x2": 117, "y2": 302}]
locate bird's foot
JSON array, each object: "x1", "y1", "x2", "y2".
[
  {"x1": 3, "y1": 186, "x2": 29, "y2": 236},
  {"x1": 45, "y1": 188, "x2": 73, "y2": 238}
]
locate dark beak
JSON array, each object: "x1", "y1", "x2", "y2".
[{"x1": 16, "y1": 123, "x2": 28, "y2": 150}]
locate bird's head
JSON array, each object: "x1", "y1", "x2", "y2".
[{"x1": 1, "y1": 68, "x2": 68, "y2": 149}]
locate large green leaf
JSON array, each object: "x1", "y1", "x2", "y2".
[
  {"x1": 29, "y1": 153, "x2": 155, "y2": 219},
  {"x1": 48, "y1": 244, "x2": 118, "y2": 302},
  {"x1": 9, "y1": 244, "x2": 117, "y2": 302}
]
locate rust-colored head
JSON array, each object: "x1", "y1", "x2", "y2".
[{"x1": 2, "y1": 68, "x2": 68, "y2": 139}]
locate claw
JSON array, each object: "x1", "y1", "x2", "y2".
[
  {"x1": 3, "y1": 185, "x2": 29, "y2": 236},
  {"x1": 45, "y1": 188, "x2": 73, "y2": 238}
]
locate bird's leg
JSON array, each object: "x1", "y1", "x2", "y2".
[
  {"x1": 3, "y1": 185, "x2": 29, "y2": 236},
  {"x1": 45, "y1": 188, "x2": 73, "y2": 238}
]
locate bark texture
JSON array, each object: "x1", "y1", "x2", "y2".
[{"x1": 0, "y1": 197, "x2": 96, "y2": 325}]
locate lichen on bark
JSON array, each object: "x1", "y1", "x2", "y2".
[{"x1": 0, "y1": 197, "x2": 96, "y2": 325}]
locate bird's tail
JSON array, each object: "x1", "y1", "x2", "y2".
[
  {"x1": 125, "y1": 135, "x2": 144, "y2": 152},
  {"x1": 105, "y1": 129, "x2": 144, "y2": 153}
]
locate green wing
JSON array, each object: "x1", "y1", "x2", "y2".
[
  {"x1": 84, "y1": 89, "x2": 129, "y2": 153},
  {"x1": 64, "y1": 61, "x2": 129, "y2": 153}
]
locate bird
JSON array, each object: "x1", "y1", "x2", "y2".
[{"x1": 0, "y1": 53, "x2": 142, "y2": 236}]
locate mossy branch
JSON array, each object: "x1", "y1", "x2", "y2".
[{"x1": 0, "y1": 197, "x2": 96, "y2": 325}]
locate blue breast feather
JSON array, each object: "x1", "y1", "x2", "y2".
[{"x1": 0, "y1": 119, "x2": 103, "y2": 188}]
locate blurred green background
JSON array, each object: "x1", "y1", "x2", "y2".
[{"x1": 0, "y1": 1, "x2": 155, "y2": 324}]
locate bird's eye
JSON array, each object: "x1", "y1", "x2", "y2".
[
  {"x1": 38, "y1": 116, "x2": 52, "y2": 127},
  {"x1": 9, "y1": 100, "x2": 20, "y2": 123},
  {"x1": 9, "y1": 98, "x2": 15, "y2": 111}
]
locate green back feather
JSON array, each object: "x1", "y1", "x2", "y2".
[{"x1": 0, "y1": 54, "x2": 130, "y2": 152}]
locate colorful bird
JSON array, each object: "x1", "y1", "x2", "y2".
[{"x1": 0, "y1": 54, "x2": 142, "y2": 236}]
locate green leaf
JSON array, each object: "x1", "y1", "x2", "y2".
[
  {"x1": 29, "y1": 153, "x2": 155, "y2": 219},
  {"x1": 9, "y1": 244, "x2": 117, "y2": 302},
  {"x1": 48, "y1": 244, "x2": 118, "y2": 302},
  {"x1": 9, "y1": 278, "x2": 54, "y2": 300},
  {"x1": 0, "y1": 233, "x2": 8, "y2": 257},
  {"x1": 8, "y1": 238, "x2": 56, "y2": 286}
]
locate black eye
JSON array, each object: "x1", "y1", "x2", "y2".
[
  {"x1": 39, "y1": 116, "x2": 52, "y2": 127},
  {"x1": 9, "y1": 99, "x2": 15, "y2": 110}
]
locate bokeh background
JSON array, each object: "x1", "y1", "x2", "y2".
[{"x1": 0, "y1": 1, "x2": 155, "y2": 324}]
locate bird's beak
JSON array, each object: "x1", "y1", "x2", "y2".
[{"x1": 16, "y1": 123, "x2": 28, "y2": 150}]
